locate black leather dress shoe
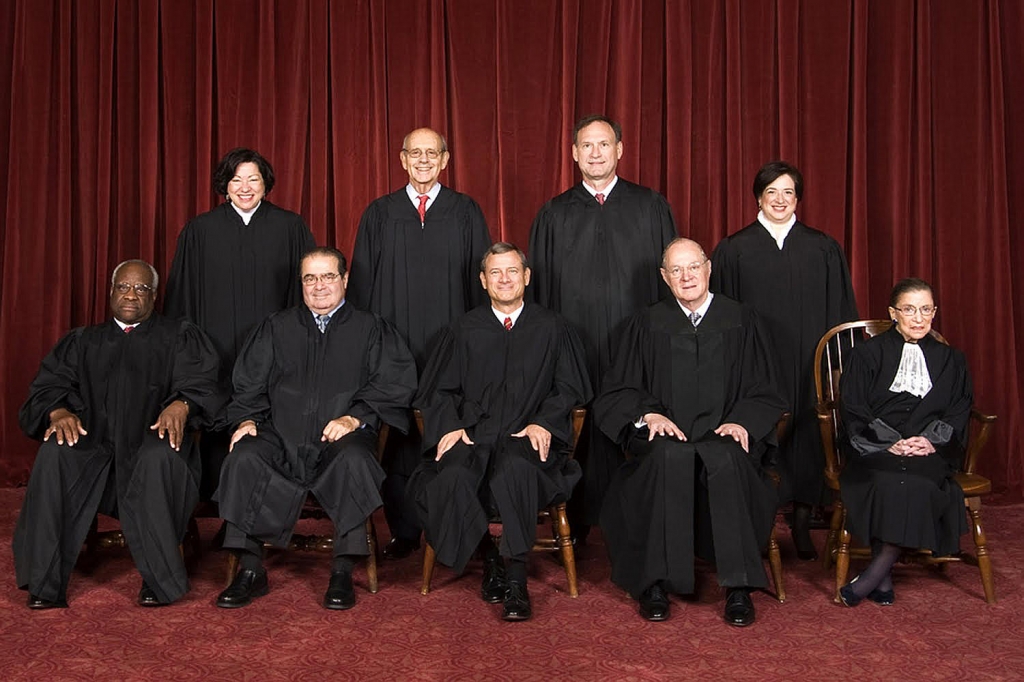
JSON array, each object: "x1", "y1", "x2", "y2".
[
  {"x1": 481, "y1": 559, "x2": 507, "y2": 603},
  {"x1": 323, "y1": 570, "x2": 356, "y2": 610},
  {"x1": 216, "y1": 568, "x2": 269, "y2": 608},
  {"x1": 382, "y1": 537, "x2": 420, "y2": 560},
  {"x1": 502, "y1": 581, "x2": 532, "y2": 621},
  {"x1": 867, "y1": 587, "x2": 895, "y2": 605},
  {"x1": 27, "y1": 594, "x2": 68, "y2": 610},
  {"x1": 723, "y1": 588, "x2": 756, "y2": 627},
  {"x1": 639, "y1": 582, "x2": 671, "y2": 622},
  {"x1": 137, "y1": 582, "x2": 164, "y2": 607}
]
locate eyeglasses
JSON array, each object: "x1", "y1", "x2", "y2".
[
  {"x1": 893, "y1": 305, "x2": 937, "y2": 317},
  {"x1": 664, "y1": 260, "x2": 708, "y2": 278},
  {"x1": 302, "y1": 272, "x2": 341, "y2": 286},
  {"x1": 114, "y1": 282, "x2": 154, "y2": 295},
  {"x1": 402, "y1": 148, "x2": 444, "y2": 160}
]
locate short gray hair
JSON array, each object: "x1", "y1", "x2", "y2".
[{"x1": 111, "y1": 259, "x2": 159, "y2": 289}]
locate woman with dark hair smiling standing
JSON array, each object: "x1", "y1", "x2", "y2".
[
  {"x1": 711, "y1": 161, "x2": 858, "y2": 561},
  {"x1": 166, "y1": 148, "x2": 315, "y2": 500}
]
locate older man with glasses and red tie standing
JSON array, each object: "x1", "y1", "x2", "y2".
[{"x1": 348, "y1": 127, "x2": 492, "y2": 563}]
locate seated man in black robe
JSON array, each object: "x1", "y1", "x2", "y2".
[
  {"x1": 596, "y1": 238, "x2": 785, "y2": 626},
  {"x1": 14, "y1": 259, "x2": 223, "y2": 609},
  {"x1": 216, "y1": 247, "x2": 417, "y2": 610},
  {"x1": 409, "y1": 242, "x2": 592, "y2": 621}
]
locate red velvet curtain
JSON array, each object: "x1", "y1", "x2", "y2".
[{"x1": 2, "y1": 0, "x2": 1021, "y2": 495}]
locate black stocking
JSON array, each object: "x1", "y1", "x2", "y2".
[{"x1": 848, "y1": 542, "x2": 900, "y2": 598}]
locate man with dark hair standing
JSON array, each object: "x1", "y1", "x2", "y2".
[
  {"x1": 216, "y1": 248, "x2": 417, "y2": 610},
  {"x1": 410, "y1": 243, "x2": 591, "y2": 621},
  {"x1": 597, "y1": 239, "x2": 784, "y2": 626},
  {"x1": 165, "y1": 147, "x2": 316, "y2": 501},
  {"x1": 349, "y1": 128, "x2": 492, "y2": 560},
  {"x1": 529, "y1": 115, "x2": 677, "y2": 538},
  {"x1": 14, "y1": 260, "x2": 223, "y2": 609}
]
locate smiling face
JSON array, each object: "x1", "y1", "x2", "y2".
[
  {"x1": 110, "y1": 262, "x2": 156, "y2": 324},
  {"x1": 572, "y1": 121, "x2": 622, "y2": 190},
  {"x1": 758, "y1": 173, "x2": 798, "y2": 225},
  {"x1": 301, "y1": 254, "x2": 348, "y2": 315},
  {"x1": 401, "y1": 128, "x2": 450, "y2": 194},
  {"x1": 889, "y1": 288, "x2": 936, "y2": 342},
  {"x1": 479, "y1": 250, "x2": 531, "y2": 312},
  {"x1": 660, "y1": 240, "x2": 710, "y2": 312},
  {"x1": 226, "y1": 161, "x2": 266, "y2": 211}
]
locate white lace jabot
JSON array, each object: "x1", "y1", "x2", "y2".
[{"x1": 888, "y1": 342, "x2": 932, "y2": 398}]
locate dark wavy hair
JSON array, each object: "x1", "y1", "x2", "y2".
[
  {"x1": 212, "y1": 148, "x2": 276, "y2": 196},
  {"x1": 752, "y1": 161, "x2": 803, "y2": 201},
  {"x1": 572, "y1": 115, "x2": 623, "y2": 145},
  {"x1": 302, "y1": 247, "x2": 348, "y2": 276}
]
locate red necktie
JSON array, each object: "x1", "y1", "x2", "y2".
[
  {"x1": 124, "y1": 325, "x2": 135, "y2": 334},
  {"x1": 417, "y1": 194, "x2": 429, "y2": 223},
  {"x1": 504, "y1": 316, "x2": 513, "y2": 331},
  {"x1": 596, "y1": 193, "x2": 605, "y2": 205}
]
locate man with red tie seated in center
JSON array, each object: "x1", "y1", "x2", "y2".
[{"x1": 409, "y1": 242, "x2": 592, "y2": 622}]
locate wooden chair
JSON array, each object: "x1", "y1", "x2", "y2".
[
  {"x1": 814, "y1": 320, "x2": 997, "y2": 603},
  {"x1": 763, "y1": 413, "x2": 792, "y2": 603},
  {"x1": 419, "y1": 407, "x2": 587, "y2": 598},
  {"x1": 225, "y1": 424, "x2": 390, "y2": 594}
]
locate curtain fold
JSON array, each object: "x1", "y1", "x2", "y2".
[{"x1": 1, "y1": 0, "x2": 1021, "y2": 495}]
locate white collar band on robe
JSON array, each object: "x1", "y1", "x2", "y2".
[
  {"x1": 756, "y1": 210, "x2": 796, "y2": 250},
  {"x1": 231, "y1": 200, "x2": 262, "y2": 225},
  {"x1": 889, "y1": 341, "x2": 933, "y2": 398}
]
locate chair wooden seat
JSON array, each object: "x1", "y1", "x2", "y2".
[
  {"x1": 225, "y1": 424, "x2": 389, "y2": 594},
  {"x1": 815, "y1": 320, "x2": 997, "y2": 603},
  {"x1": 419, "y1": 407, "x2": 586, "y2": 598}
]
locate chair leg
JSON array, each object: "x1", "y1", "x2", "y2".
[
  {"x1": 834, "y1": 514, "x2": 851, "y2": 604},
  {"x1": 967, "y1": 497, "x2": 996, "y2": 604},
  {"x1": 552, "y1": 503, "x2": 578, "y2": 598},
  {"x1": 767, "y1": 525, "x2": 785, "y2": 603},
  {"x1": 822, "y1": 499, "x2": 843, "y2": 570},
  {"x1": 365, "y1": 517, "x2": 379, "y2": 594},
  {"x1": 421, "y1": 543, "x2": 437, "y2": 595}
]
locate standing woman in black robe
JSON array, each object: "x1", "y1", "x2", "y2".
[
  {"x1": 711, "y1": 161, "x2": 858, "y2": 559},
  {"x1": 165, "y1": 148, "x2": 316, "y2": 498},
  {"x1": 837, "y1": 278, "x2": 971, "y2": 606}
]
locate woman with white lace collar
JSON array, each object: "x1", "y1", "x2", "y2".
[{"x1": 836, "y1": 278, "x2": 973, "y2": 607}]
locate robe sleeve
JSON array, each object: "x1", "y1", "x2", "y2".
[
  {"x1": 413, "y1": 326, "x2": 476, "y2": 449},
  {"x1": 527, "y1": 204, "x2": 555, "y2": 308},
  {"x1": 593, "y1": 313, "x2": 666, "y2": 446},
  {"x1": 722, "y1": 310, "x2": 788, "y2": 442},
  {"x1": 168, "y1": 321, "x2": 226, "y2": 428},
  {"x1": 932, "y1": 347, "x2": 973, "y2": 448},
  {"x1": 709, "y1": 238, "x2": 737, "y2": 298},
  {"x1": 526, "y1": 320, "x2": 593, "y2": 444},
  {"x1": 286, "y1": 215, "x2": 317, "y2": 308},
  {"x1": 224, "y1": 318, "x2": 277, "y2": 428},
  {"x1": 838, "y1": 342, "x2": 892, "y2": 454},
  {"x1": 824, "y1": 239, "x2": 859, "y2": 324},
  {"x1": 462, "y1": 198, "x2": 492, "y2": 310},
  {"x1": 347, "y1": 202, "x2": 382, "y2": 310},
  {"x1": 18, "y1": 329, "x2": 86, "y2": 440},
  {"x1": 345, "y1": 318, "x2": 418, "y2": 434},
  {"x1": 164, "y1": 221, "x2": 198, "y2": 321}
]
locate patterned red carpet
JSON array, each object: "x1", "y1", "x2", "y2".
[{"x1": 1, "y1": 487, "x2": 1022, "y2": 681}]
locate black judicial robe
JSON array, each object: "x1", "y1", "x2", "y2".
[
  {"x1": 528, "y1": 179, "x2": 677, "y2": 523},
  {"x1": 216, "y1": 304, "x2": 418, "y2": 547},
  {"x1": 165, "y1": 200, "x2": 316, "y2": 379},
  {"x1": 14, "y1": 314, "x2": 223, "y2": 603},
  {"x1": 349, "y1": 186, "x2": 492, "y2": 369},
  {"x1": 595, "y1": 296, "x2": 785, "y2": 598},
  {"x1": 839, "y1": 328, "x2": 972, "y2": 556},
  {"x1": 410, "y1": 303, "x2": 592, "y2": 573},
  {"x1": 711, "y1": 221, "x2": 857, "y2": 505}
]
